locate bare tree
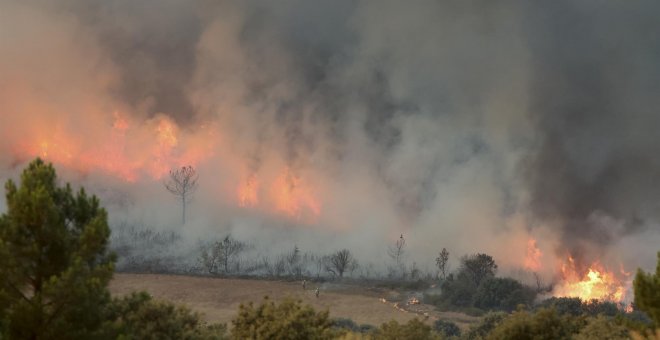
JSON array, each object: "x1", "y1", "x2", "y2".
[
  {"x1": 436, "y1": 248, "x2": 450, "y2": 280},
  {"x1": 164, "y1": 166, "x2": 198, "y2": 224},
  {"x1": 199, "y1": 235, "x2": 246, "y2": 275},
  {"x1": 388, "y1": 234, "x2": 406, "y2": 266},
  {"x1": 285, "y1": 245, "x2": 303, "y2": 278},
  {"x1": 325, "y1": 249, "x2": 358, "y2": 278}
]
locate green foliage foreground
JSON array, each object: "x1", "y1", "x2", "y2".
[
  {"x1": 0, "y1": 159, "x2": 115, "y2": 339},
  {"x1": 0, "y1": 159, "x2": 659, "y2": 339}
]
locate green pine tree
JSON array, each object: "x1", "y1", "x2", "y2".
[
  {"x1": 634, "y1": 251, "x2": 660, "y2": 325},
  {"x1": 0, "y1": 158, "x2": 115, "y2": 339}
]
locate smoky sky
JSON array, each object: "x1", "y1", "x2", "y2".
[
  {"x1": 1, "y1": 0, "x2": 659, "y2": 270},
  {"x1": 523, "y1": 0, "x2": 660, "y2": 263}
]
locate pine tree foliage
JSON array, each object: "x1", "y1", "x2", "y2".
[
  {"x1": 634, "y1": 252, "x2": 660, "y2": 325},
  {"x1": 0, "y1": 158, "x2": 115, "y2": 339}
]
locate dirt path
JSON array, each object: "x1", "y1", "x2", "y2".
[{"x1": 110, "y1": 273, "x2": 479, "y2": 328}]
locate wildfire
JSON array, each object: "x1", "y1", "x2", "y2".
[
  {"x1": 523, "y1": 238, "x2": 542, "y2": 272},
  {"x1": 9, "y1": 112, "x2": 214, "y2": 182},
  {"x1": 271, "y1": 168, "x2": 321, "y2": 221},
  {"x1": 553, "y1": 256, "x2": 630, "y2": 304},
  {"x1": 237, "y1": 174, "x2": 259, "y2": 207}
]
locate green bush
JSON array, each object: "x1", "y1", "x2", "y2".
[
  {"x1": 537, "y1": 297, "x2": 619, "y2": 317},
  {"x1": 473, "y1": 277, "x2": 536, "y2": 312},
  {"x1": 574, "y1": 315, "x2": 629, "y2": 340},
  {"x1": 231, "y1": 297, "x2": 337, "y2": 340},
  {"x1": 461, "y1": 311, "x2": 507, "y2": 340},
  {"x1": 105, "y1": 292, "x2": 227, "y2": 340},
  {"x1": 486, "y1": 308, "x2": 585, "y2": 340},
  {"x1": 634, "y1": 251, "x2": 660, "y2": 325},
  {"x1": 372, "y1": 318, "x2": 440, "y2": 340},
  {"x1": 433, "y1": 319, "x2": 460, "y2": 337}
]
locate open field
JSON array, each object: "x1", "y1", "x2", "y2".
[{"x1": 110, "y1": 273, "x2": 480, "y2": 329}]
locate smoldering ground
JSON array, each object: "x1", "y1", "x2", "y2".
[{"x1": 1, "y1": 0, "x2": 659, "y2": 276}]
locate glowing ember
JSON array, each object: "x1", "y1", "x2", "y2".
[
  {"x1": 523, "y1": 238, "x2": 542, "y2": 272},
  {"x1": 553, "y1": 256, "x2": 630, "y2": 303},
  {"x1": 237, "y1": 175, "x2": 259, "y2": 207}
]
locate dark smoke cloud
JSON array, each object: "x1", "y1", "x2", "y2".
[
  {"x1": 1, "y1": 0, "x2": 659, "y2": 272},
  {"x1": 522, "y1": 0, "x2": 660, "y2": 265}
]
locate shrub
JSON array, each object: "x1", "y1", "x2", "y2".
[
  {"x1": 634, "y1": 251, "x2": 660, "y2": 325},
  {"x1": 487, "y1": 308, "x2": 585, "y2": 340},
  {"x1": 105, "y1": 292, "x2": 227, "y2": 340},
  {"x1": 231, "y1": 297, "x2": 337, "y2": 339},
  {"x1": 574, "y1": 315, "x2": 629, "y2": 340},
  {"x1": 473, "y1": 277, "x2": 536, "y2": 311},
  {"x1": 433, "y1": 319, "x2": 460, "y2": 337},
  {"x1": 373, "y1": 319, "x2": 440, "y2": 340},
  {"x1": 461, "y1": 312, "x2": 507, "y2": 340}
]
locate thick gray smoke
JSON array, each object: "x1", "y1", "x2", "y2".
[{"x1": 1, "y1": 0, "x2": 659, "y2": 274}]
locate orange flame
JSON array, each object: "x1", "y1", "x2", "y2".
[
  {"x1": 553, "y1": 256, "x2": 630, "y2": 304},
  {"x1": 237, "y1": 174, "x2": 259, "y2": 207},
  {"x1": 523, "y1": 238, "x2": 542, "y2": 272},
  {"x1": 10, "y1": 113, "x2": 214, "y2": 182},
  {"x1": 270, "y1": 168, "x2": 321, "y2": 221}
]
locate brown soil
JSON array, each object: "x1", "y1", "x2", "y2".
[{"x1": 110, "y1": 273, "x2": 480, "y2": 329}]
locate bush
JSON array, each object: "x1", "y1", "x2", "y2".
[
  {"x1": 487, "y1": 308, "x2": 585, "y2": 340},
  {"x1": 433, "y1": 319, "x2": 460, "y2": 337},
  {"x1": 438, "y1": 272, "x2": 478, "y2": 307},
  {"x1": 231, "y1": 297, "x2": 337, "y2": 339},
  {"x1": 373, "y1": 319, "x2": 440, "y2": 340},
  {"x1": 473, "y1": 277, "x2": 536, "y2": 311},
  {"x1": 574, "y1": 315, "x2": 630, "y2": 340},
  {"x1": 537, "y1": 297, "x2": 584, "y2": 316},
  {"x1": 537, "y1": 297, "x2": 619, "y2": 317},
  {"x1": 105, "y1": 291, "x2": 227, "y2": 340},
  {"x1": 634, "y1": 251, "x2": 660, "y2": 325},
  {"x1": 461, "y1": 312, "x2": 507, "y2": 340}
]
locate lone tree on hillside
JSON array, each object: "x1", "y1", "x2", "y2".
[
  {"x1": 0, "y1": 158, "x2": 115, "y2": 339},
  {"x1": 164, "y1": 165, "x2": 198, "y2": 224},
  {"x1": 436, "y1": 248, "x2": 450, "y2": 280},
  {"x1": 325, "y1": 249, "x2": 358, "y2": 278}
]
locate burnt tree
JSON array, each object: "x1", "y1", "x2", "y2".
[{"x1": 164, "y1": 165, "x2": 198, "y2": 224}]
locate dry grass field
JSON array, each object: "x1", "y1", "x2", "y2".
[{"x1": 110, "y1": 273, "x2": 480, "y2": 329}]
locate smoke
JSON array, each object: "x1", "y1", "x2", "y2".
[{"x1": 1, "y1": 0, "x2": 659, "y2": 274}]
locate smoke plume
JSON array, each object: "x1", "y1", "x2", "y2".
[{"x1": 1, "y1": 0, "x2": 659, "y2": 274}]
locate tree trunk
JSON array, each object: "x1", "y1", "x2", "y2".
[{"x1": 182, "y1": 195, "x2": 186, "y2": 224}]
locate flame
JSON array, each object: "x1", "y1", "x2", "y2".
[
  {"x1": 237, "y1": 174, "x2": 259, "y2": 207},
  {"x1": 8, "y1": 112, "x2": 214, "y2": 182},
  {"x1": 523, "y1": 238, "x2": 542, "y2": 272},
  {"x1": 553, "y1": 256, "x2": 631, "y2": 304},
  {"x1": 270, "y1": 168, "x2": 321, "y2": 220}
]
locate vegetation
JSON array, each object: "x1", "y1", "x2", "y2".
[
  {"x1": 372, "y1": 318, "x2": 439, "y2": 340},
  {"x1": 326, "y1": 249, "x2": 358, "y2": 278},
  {"x1": 436, "y1": 248, "x2": 450, "y2": 280},
  {"x1": 433, "y1": 319, "x2": 460, "y2": 338},
  {"x1": 163, "y1": 165, "x2": 199, "y2": 224},
  {"x1": 0, "y1": 159, "x2": 115, "y2": 339},
  {"x1": 105, "y1": 291, "x2": 227, "y2": 339},
  {"x1": 1, "y1": 159, "x2": 659, "y2": 339},
  {"x1": 634, "y1": 251, "x2": 660, "y2": 325},
  {"x1": 231, "y1": 297, "x2": 337, "y2": 340}
]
